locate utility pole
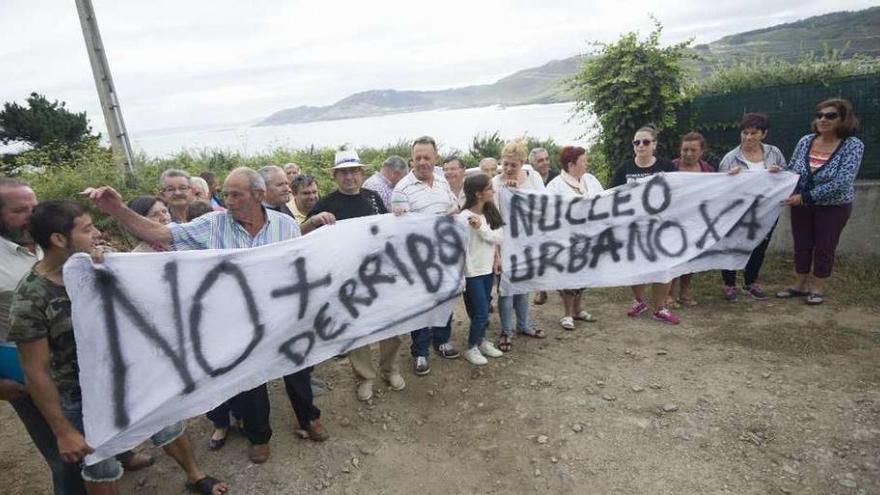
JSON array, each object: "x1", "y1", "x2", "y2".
[{"x1": 75, "y1": 0, "x2": 135, "y2": 179}]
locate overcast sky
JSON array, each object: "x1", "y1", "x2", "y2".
[{"x1": 1, "y1": 0, "x2": 876, "y2": 134}]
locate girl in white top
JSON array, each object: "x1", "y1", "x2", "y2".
[
  {"x1": 458, "y1": 174, "x2": 505, "y2": 365},
  {"x1": 491, "y1": 140, "x2": 546, "y2": 351},
  {"x1": 545, "y1": 146, "x2": 604, "y2": 330}
]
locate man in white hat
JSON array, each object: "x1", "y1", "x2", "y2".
[{"x1": 303, "y1": 149, "x2": 405, "y2": 401}]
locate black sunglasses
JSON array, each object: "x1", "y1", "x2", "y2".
[
  {"x1": 815, "y1": 111, "x2": 840, "y2": 121},
  {"x1": 632, "y1": 139, "x2": 653, "y2": 146}
]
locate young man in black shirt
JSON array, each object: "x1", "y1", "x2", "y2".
[{"x1": 304, "y1": 149, "x2": 404, "y2": 402}]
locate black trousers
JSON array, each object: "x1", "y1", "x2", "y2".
[
  {"x1": 721, "y1": 221, "x2": 776, "y2": 287},
  {"x1": 283, "y1": 367, "x2": 320, "y2": 429},
  {"x1": 206, "y1": 384, "x2": 272, "y2": 445}
]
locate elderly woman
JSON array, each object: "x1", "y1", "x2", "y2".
[
  {"x1": 718, "y1": 113, "x2": 787, "y2": 301},
  {"x1": 127, "y1": 196, "x2": 172, "y2": 252},
  {"x1": 610, "y1": 125, "x2": 679, "y2": 324},
  {"x1": 491, "y1": 140, "x2": 546, "y2": 350},
  {"x1": 546, "y1": 145, "x2": 603, "y2": 329},
  {"x1": 777, "y1": 98, "x2": 863, "y2": 305}
]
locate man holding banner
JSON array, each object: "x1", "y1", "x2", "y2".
[{"x1": 85, "y1": 167, "x2": 332, "y2": 463}]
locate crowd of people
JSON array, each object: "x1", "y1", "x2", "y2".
[{"x1": 0, "y1": 97, "x2": 864, "y2": 494}]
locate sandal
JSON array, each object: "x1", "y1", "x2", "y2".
[
  {"x1": 497, "y1": 334, "x2": 512, "y2": 352},
  {"x1": 560, "y1": 316, "x2": 575, "y2": 330},
  {"x1": 186, "y1": 475, "x2": 227, "y2": 495},
  {"x1": 574, "y1": 310, "x2": 597, "y2": 322},
  {"x1": 519, "y1": 328, "x2": 547, "y2": 339},
  {"x1": 677, "y1": 297, "x2": 698, "y2": 307},
  {"x1": 776, "y1": 288, "x2": 809, "y2": 299},
  {"x1": 805, "y1": 292, "x2": 824, "y2": 305}
]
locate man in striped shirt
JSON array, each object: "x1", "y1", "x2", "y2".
[
  {"x1": 86, "y1": 167, "x2": 331, "y2": 465},
  {"x1": 391, "y1": 136, "x2": 461, "y2": 376}
]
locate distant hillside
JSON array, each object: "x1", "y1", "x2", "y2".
[{"x1": 258, "y1": 7, "x2": 880, "y2": 126}]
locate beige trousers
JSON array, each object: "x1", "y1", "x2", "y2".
[{"x1": 348, "y1": 335, "x2": 402, "y2": 381}]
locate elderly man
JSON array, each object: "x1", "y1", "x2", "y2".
[
  {"x1": 159, "y1": 169, "x2": 194, "y2": 222},
  {"x1": 305, "y1": 149, "x2": 405, "y2": 401},
  {"x1": 442, "y1": 156, "x2": 466, "y2": 208},
  {"x1": 478, "y1": 157, "x2": 498, "y2": 178},
  {"x1": 258, "y1": 166, "x2": 295, "y2": 217},
  {"x1": 283, "y1": 163, "x2": 301, "y2": 183},
  {"x1": 287, "y1": 175, "x2": 320, "y2": 225},
  {"x1": 529, "y1": 147, "x2": 558, "y2": 185},
  {"x1": 391, "y1": 136, "x2": 461, "y2": 376},
  {"x1": 10, "y1": 200, "x2": 227, "y2": 495},
  {"x1": 86, "y1": 167, "x2": 329, "y2": 464},
  {"x1": 362, "y1": 155, "x2": 408, "y2": 210}
]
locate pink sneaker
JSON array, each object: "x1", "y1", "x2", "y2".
[
  {"x1": 627, "y1": 300, "x2": 648, "y2": 317},
  {"x1": 652, "y1": 308, "x2": 680, "y2": 325}
]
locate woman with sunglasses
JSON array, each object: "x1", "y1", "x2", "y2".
[
  {"x1": 546, "y1": 145, "x2": 604, "y2": 330},
  {"x1": 610, "y1": 125, "x2": 680, "y2": 324},
  {"x1": 717, "y1": 113, "x2": 787, "y2": 302},
  {"x1": 777, "y1": 98, "x2": 863, "y2": 305}
]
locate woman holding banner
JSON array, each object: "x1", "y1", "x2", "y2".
[
  {"x1": 492, "y1": 140, "x2": 546, "y2": 350},
  {"x1": 610, "y1": 125, "x2": 680, "y2": 325},
  {"x1": 777, "y1": 98, "x2": 863, "y2": 305},
  {"x1": 546, "y1": 145, "x2": 604, "y2": 330}
]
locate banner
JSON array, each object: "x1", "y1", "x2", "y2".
[
  {"x1": 65, "y1": 214, "x2": 466, "y2": 463},
  {"x1": 499, "y1": 171, "x2": 799, "y2": 295}
]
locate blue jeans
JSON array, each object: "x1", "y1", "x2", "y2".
[
  {"x1": 463, "y1": 274, "x2": 493, "y2": 348},
  {"x1": 498, "y1": 293, "x2": 531, "y2": 336},
  {"x1": 410, "y1": 316, "x2": 452, "y2": 358},
  {"x1": 60, "y1": 396, "x2": 185, "y2": 482},
  {"x1": 11, "y1": 395, "x2": 86, "y2": 494}
]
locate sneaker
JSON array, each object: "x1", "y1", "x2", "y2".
[
  {"x1": 743, "y1": 284, "x2": 767, "y2": 300},
  {"x1": 463, "y1": 346, "x2": 488, "y2": 366},
  {"x1": 478, "y1": 340, "x2": 503, "y2": 358},
  {"x1": 413, "y1": 356, "x2": 430, "y2": 376},
  {"x1": 626, "y1": 300, "x2": 648, "y2": 317},
  {"x1": 436, "y1": 342, "x2": 460, "y2": 359},
  {"x1": 384, "y1": 372, "x2": 406, "y2": 391},
  {"x1": 652, "y1": 308, "x2": 681, "y2": 325},
  {"x1": 722, "y1": 285, "x2": 737, "y2": 302},
  {"x1": 356, "y1": 380, "x2": 373, "y2": 402}
]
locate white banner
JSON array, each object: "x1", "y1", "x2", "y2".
[
  {"x1": 499, "y1": 171, "x2": 799, "y2": 295},
  {"x1": 64, "y1": 214, "x2": 466, "y2": 463}
]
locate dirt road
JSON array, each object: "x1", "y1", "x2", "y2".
[{"x1": 2, "y1": 261, "x2": 878, "y2": 494}]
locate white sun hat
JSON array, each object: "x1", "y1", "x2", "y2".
[{"x1": 333, "y1": 149, "x2": 365, "y2": 169}]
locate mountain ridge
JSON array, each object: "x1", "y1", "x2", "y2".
[{"x1": 257, "y1": 7, "x2": 880, "y2": 127}]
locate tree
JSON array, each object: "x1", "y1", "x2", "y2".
[
  {"x1": 569, "y1": 19, "x2": 693, "y2": 167},
  {"x1": 0, "y1": 93, "x2": 95, "y2": 147}
]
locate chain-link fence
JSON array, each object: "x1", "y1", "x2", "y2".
[{"x1": 677, "y1": 74, "x2": 879, "y2": 178}]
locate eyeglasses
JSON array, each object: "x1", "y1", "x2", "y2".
[
  {"x1": 632, "y1": 139, "x2": 653, "y2": 147},
  {"x1": 162, "y1": 186, "x2": 191, "y2": 193},
  {"x1": 815, "y1": 111, "x2": 840, "y2": 121}
]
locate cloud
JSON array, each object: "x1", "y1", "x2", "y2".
[{"x1": 1, "y1": 0, "x2": 876, "y2": 133}]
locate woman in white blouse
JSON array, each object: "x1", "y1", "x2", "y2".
[
  {"x1": 491, "y1": 140, "x2": 546, "y2": 351},
  {"x1": 545, "y1": 146, "x2": 604, "y2": 329}
]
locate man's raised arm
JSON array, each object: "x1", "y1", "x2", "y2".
[{"x1": 82, "y1": 186, "x2": 172, "y2": 244}]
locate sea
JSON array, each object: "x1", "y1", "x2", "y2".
[{"x1": 131, "y1": 102, "x2": 594, "y2": 157}]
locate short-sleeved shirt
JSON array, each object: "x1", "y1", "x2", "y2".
[
  {"x1": 1, "y1": 236, "x2": 41, "y2": 341},
  {"x1": 390, "y1": 171, "x2": 457, "y2": 215},
  {"x1": 169, "y1": 207, "x2": 300, "y2": 250},
  {"x1": 362, "y1": 171, "x2": 395, "y2": 211},
  {"x1": 309, "y1": 189, "x2": 388, "y2": 221},
  {"x1": 610, "y1": 158, "x2": 676, "y2": 188},
  {"x1": 7, "y1": 269, "x2": 80, "y2": 402}
]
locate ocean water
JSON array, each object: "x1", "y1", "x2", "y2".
[{"x1": 132, "y1": 102, "x2": 594, "y2": 157}]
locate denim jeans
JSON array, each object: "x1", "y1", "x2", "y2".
[
  {"x1": 60, "y1": 396, "x2": 122, "y2": 483},
  {"x1": 409, "y1": 316, "x2": 452, "y2": 358},
  {"x1": 11, "y1": 395, "x2": 86, "y2": 494},
  {"x1": 463, "y1": 274, "x2": 493, "y2": 348},
  {"x1": 498, "y1": 293, "x2": 531, "y2": 336}
]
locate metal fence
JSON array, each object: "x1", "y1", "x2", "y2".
[{"x1": 677, "y1": 74, "x2": 879, "y2": 178}]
